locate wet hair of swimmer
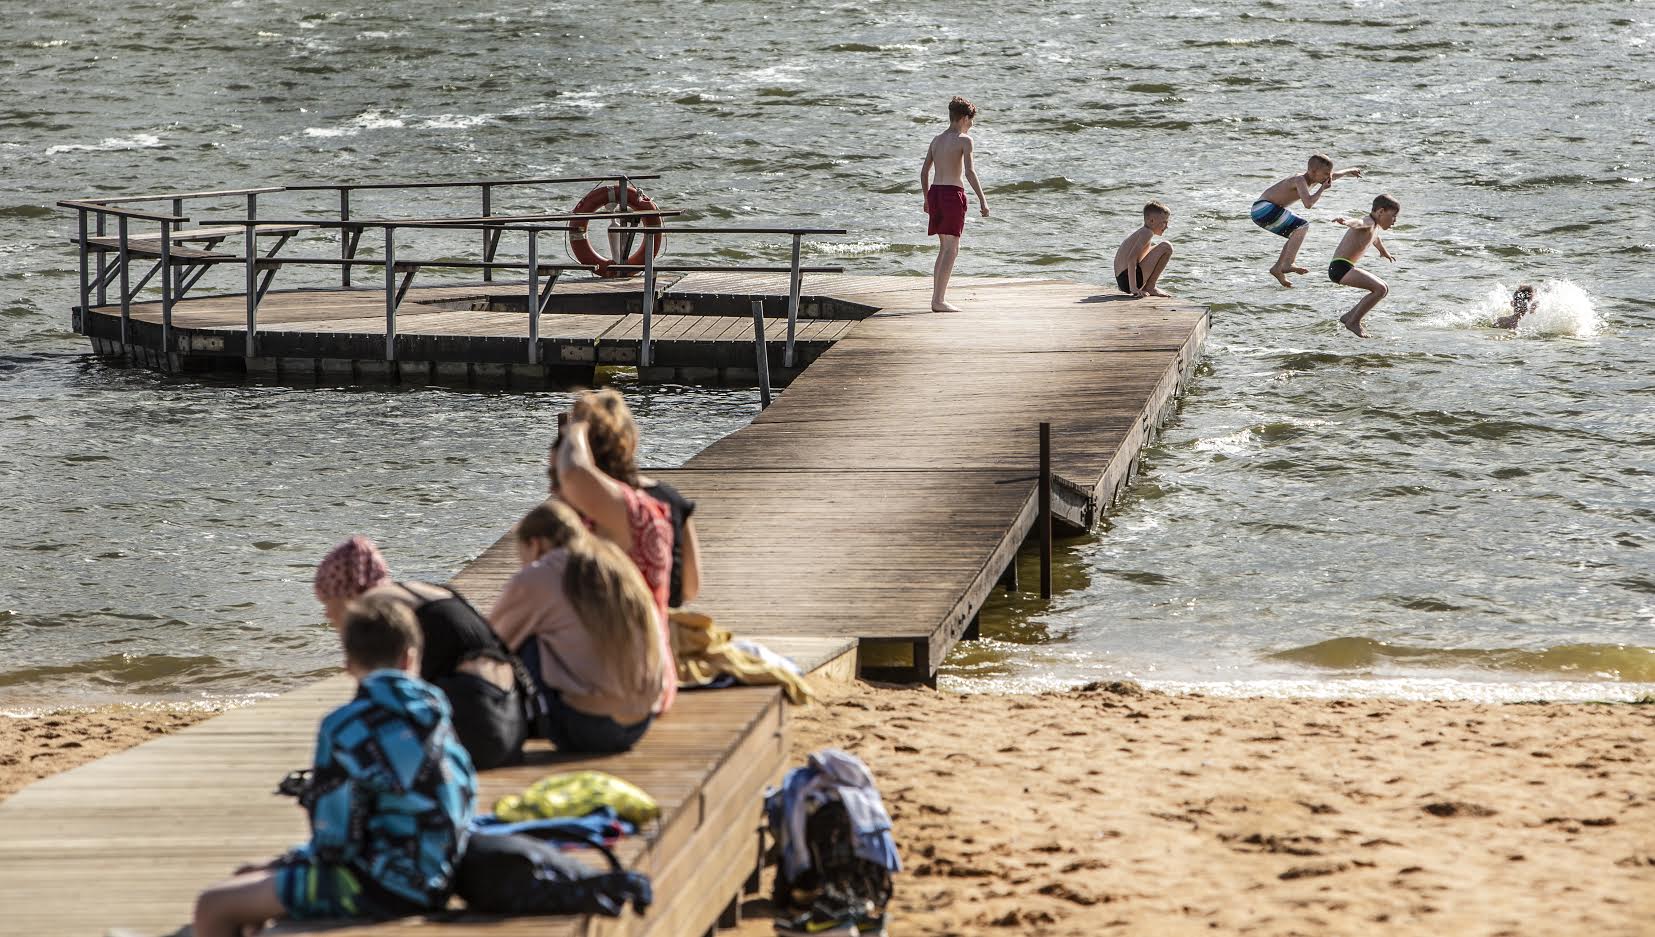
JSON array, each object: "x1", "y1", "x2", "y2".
[{"x1": 1513, "y1": 283, "x2": 1536, "y2": 313}]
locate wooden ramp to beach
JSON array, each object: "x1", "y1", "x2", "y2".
[
  {"x1": 5, "y1": 273, "x2": 1208, "y2": 935},
  {"x1": 0, "y1": 626, "x2": 855, "y2": 937}
]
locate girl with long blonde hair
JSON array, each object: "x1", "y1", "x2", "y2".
[{"x1": 489, "y1": 500, "x2": 663, "y2": 752}]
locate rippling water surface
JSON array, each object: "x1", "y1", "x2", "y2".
[{"x1": 2, "y1": 1, "x2": 1651, "y2": 706}]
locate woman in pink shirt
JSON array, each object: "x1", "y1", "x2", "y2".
[
  {"x1": 490, "y1": 501, "x2": 663, "y2": 752},
  {"x1": 550, "y1": 390, "x2": 679, "y2": 713}
]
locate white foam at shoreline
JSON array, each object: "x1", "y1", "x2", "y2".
[{"x1": 945, "y1": 672, "x2": 1655, "y2": 703}]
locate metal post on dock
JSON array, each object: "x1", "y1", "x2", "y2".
[
  {"x1": 169, "y1": 198, "x2": 184, "y2": 301},
  {"x1": 613, "y1": 176, "x2": 631, "y2": 270},
  {"x1": 481, "y1": 185, "x2": 494, "y2": 283},
  {"x1": 1039, "y1": 421, "x2": 1053, "y2": 600},
  {"x1": 338, "y1": 189, "x2": 352, "y2": 288},
  {"x1": 751, "y1": 300, "x2": 773, "y2": 409},
  {"x1": 116, "y1": 216, "x2": 131, "y2": 351},
  {"x1": 244, "y1": 193, "x2": 259, "y2": 359},
  {"x1": 639, "y1": 231, "x2": 657, "y2": 368},
  {"x1": 526, "y1": 231, "x2": 540, "y2": 365},
  {"x1": 94, "y1": 212, "x2": 108, "y2": 306},
  {"x1": 383, "y1": 226, "x2": 398, "y2": 362},
  {"x1": 159, "y1": 218, "x2": 174, "y2": 369},
  {"x1": 76, "y1": 209, "x2": 89, "y2": 334},
  {"x1": 784, "y1": 233, "x2": 803, "y2": 367},
  {"x1": 244, "y1": 224, "x2": 258, "y2": 359}
]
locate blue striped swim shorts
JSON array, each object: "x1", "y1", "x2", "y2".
[{"x1": 1250, "y1": 199, "x2": 1308, "y2": 238}]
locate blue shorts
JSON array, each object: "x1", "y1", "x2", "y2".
[
  {"x1": 1251, "y1": 199, "x2": 1308, "y2": 238},
  {"x1": 274, "y1": 856, "x2": 424, "y2": 921}
]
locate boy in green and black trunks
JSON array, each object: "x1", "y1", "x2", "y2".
[
  {"x1": 1252, "y1": 154, "x2": 1363, "y2": 288},
  {"x1": 1328, "y1": 194, "x2": 1401, "y2": 337}
]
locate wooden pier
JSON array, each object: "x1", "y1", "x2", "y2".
[{"x1": 3, "y1": 182, "x2": 1210, "y2": 935}]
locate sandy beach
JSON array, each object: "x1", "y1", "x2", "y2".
[
  {"x1": 735, "y1": 681, "x2": 1655, "y2": 937},
  {"x1": 0, "y1": 707, "x2": 211, "y2": 799},
  {"x1": 6, "y1": 683, "x2": 1651, "y2": 936}
]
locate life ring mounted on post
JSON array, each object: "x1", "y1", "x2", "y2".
[{"x1": 567, "y1": 183, "x2": 664, "y2": 278}]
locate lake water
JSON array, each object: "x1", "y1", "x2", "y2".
[{"x1": 2, "y1": 0, "x2": 1651, "y2": 708}]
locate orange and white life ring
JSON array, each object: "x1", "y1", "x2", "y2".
[{"x1": 567, "y1": 184, "x2": 664, "y2": 278}]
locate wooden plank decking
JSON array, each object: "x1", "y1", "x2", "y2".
[{"x1": 10, "y1": 272, "x2": 1211, "y2": 935}]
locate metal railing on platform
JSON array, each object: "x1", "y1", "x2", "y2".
[
  {"x1": 59, "y1": 177, "x2": 856, "y2": 378},
  {"x1": 608, "y1": 226, "x2": 846, "y2": 368}
]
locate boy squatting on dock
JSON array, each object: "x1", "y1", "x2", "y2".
[
  {"x1": 1113, "y1": 201, "x2": 1174, "y2": 298},
  {"x1": 193, "y1": 598, "x2": 476, "y2": 937},
  {"x1": 921, "y1": 96, "x2": 989, "y2": 312},
  {"x1": 1252, "y1": 153, "x2": 1363, "y2": 288},
  {"x1": 1329, "y1": 194, "x2": 1402, "y2": 337}
]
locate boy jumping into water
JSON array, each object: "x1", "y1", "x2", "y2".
[
  {"x1": 921, "y1": 96, "x2": 988, "y2": 312},
  {"x1": 1252, "y1": 154, "x2": 1363, "y2": 288},
  {"x1": 1113, "y1": 201, "x2": 1174, "y2": 297},
  {"x1": 1328, "y1": 193, "x2": 1401, "y2": 337}
]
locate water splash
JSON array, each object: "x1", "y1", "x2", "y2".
[{"x1": 1440, "y1": 279, "x2": 1603, "y2": 337}]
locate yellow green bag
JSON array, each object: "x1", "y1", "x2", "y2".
[{"x1": 493, "y1": 770, "x2": 661, "y2": 826}]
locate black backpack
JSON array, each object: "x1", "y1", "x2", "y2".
[
  {"x1": 768, "y1": 800, "x2": 893, "y2": 919},
  {"x1": 454, "y1": 828, "x2": 652, "y2": 917}
]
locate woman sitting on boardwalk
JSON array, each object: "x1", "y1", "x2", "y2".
[
  {"x1": 313, "y1": 536, "x2": 526, "y2": 769},
  {"x1": 490, "y1": 501, "x2": 664, "y2": 753},
  {"x1": 549, "y1": 389, "x2": 679, "y2": 714}
]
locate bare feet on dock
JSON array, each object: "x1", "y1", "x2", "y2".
[
  {"x1": 931, "y1": 302, "x2": 963, "y2": 312},
  {"x1": 1269, "y1": 267, "x2": 1293, "y2": 288},
  {"x1": 1147, "y1": 287, "x2": 1171, "y2": 298},
  {"x1": 1340, "y1": 311, "x2": 1369, "y2": 337}
]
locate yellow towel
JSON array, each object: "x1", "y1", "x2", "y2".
[
  {"x1": 670, "y1": 611, "x2": 814, "y2": 705},
  {"x1": 493, "y1": 770, "x2": 660, "y2": 826}
]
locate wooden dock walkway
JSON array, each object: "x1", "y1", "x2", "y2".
[{"x1": 4, "y1": 273, "x2": 1208, "y2": 935}]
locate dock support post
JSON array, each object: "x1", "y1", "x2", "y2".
[
  {"x1": 481, "y1": 185, "x2": 493, "y2": 284},
  {"x1": 1039, "y1": 421, "x2": 1053, "y2": 600},
  {"x1": 116, "y1": 216, "x2": 131, "y2": 351},
  {"x1": 244, "y1": 222, "x2": 259, "y2": 359},
  {"x1": 963, "y1": 610, "x2": 981, "y2": 641},
  {"x1": 527, "y1": 231, "x2": 540, "y2": 365},
  {"x1": 94, "y1": 212, "x2": 107, "y2": 306},
  {"x1": 159, "y1": 219, "x2": 173, "y2": 369},
  {"x1": 383, "y1": 226, "x2": 398, "y2": 362},
  {"x1": 751, "y1": 301, "x2": 772, "y2": 409},
  {"x1": 339, "y1": 189, "x2": 352, "y2": 289},
  {"x1": 784, "y1": 233, "x2": 802, "y2": 367},
  {"x1": 999, "y1": 558, "x2": 1019, "y2": 593},
  {"x1": 640, "y1": 232, "x2": 656, "y2": 368},
  {"x1": 75, "y1": 209, "x2": 89, "y2": 333}
]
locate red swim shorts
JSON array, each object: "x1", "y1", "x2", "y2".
[{"x1": 926, "y1": 184, "x2": 967, "y2": 237}]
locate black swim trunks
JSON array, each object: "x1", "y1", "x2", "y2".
[
  {"x1": 1328, "y1": 258, "x2": 1355, "y2": 284},
  {"x1": 1116, "y1": 264, "x2": 1145, "y2": 294}
]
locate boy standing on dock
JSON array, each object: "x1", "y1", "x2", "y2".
[
  {"x1": 1328, "y1": 193, "x2": 1401, "y2": 337},
  {"x1": 1113, "y1": 201, "x2": 1175, "y2": 297},
  {"x1": 192, "y1": 598, "x2": 476, "y2": 937},
  {"x1": 921, "y1": 96, "x2": 989, "y2": 312},
  {"x1": 1252, "y1": 154, "x2": 1363, "y2": 288}
]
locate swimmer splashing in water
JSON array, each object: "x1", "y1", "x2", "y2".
[{"x1": 1495, "y1": 284, "x2": 1537, "y2": 330}]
